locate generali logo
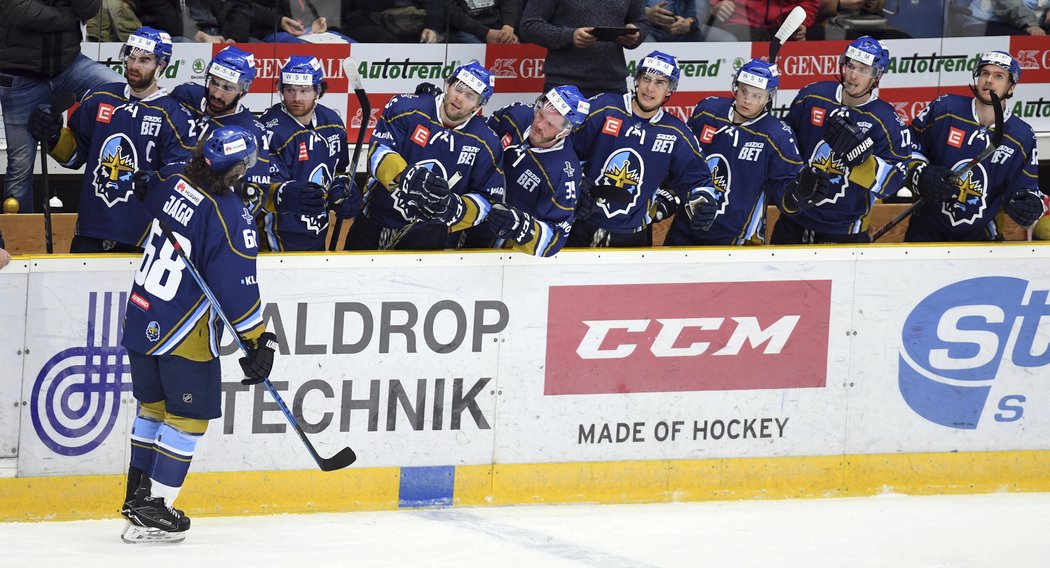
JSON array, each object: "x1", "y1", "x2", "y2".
[
  {"x1": 485, "y1": 43, "x2": 547, "y2": 92},
  {"x1": 544, "y1": 281, "x2": 832, "y2": 395}
]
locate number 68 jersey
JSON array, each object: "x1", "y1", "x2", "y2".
[{"x1": 122, "y1": 172, "x2": 265, "y2": 361}]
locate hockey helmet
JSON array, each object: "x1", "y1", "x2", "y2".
[
  {"x1": 733, "y1": 58, "x2": 779, "y2": 96},
  {"x1": 840, "y1": 35, "x2": 890, "y2": 79},
  {"x1": 122, "y1": 27, "x2": 173, "y2": 65},
  {"x1": 280, "y1": 55, "x2": 325, "y2": 88},
  {"x1": 636, "y1": 51, "x2": 681, "y2": 92},
  {"x1": 974, "y1": 50, "x2": 1021, "y2": 84},
  {"x1": 202, "y1": 126, "x2": 258, "y2": 174},
  {"x1": 541, "y1": 85, "x2": 590, "y2": 129},
  {"x1": 448, "y1": 60, "x2": 495, "y2": 105},
  {"x1": 208, "y1": 46, "x2": 257, "y2": 92}
]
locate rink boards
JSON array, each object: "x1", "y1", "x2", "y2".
[{"x1": 3, "y1": 245, "x2": 1050, "y2": 520}]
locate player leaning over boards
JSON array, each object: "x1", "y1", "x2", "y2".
[
  {"x1": 463, "y1": 85, "x2": 589, "y2": 256},
  {"x1": 665, "y1": 58, "x2": 805, "y2": 246},
  {"x1": 569, "y1": 50, "x2": 717, "y2": 248},
  {"x1": 120, "y1": 126, "x2": 278, "y2": 543},
  {"x1": 771, "y1": 35, "x2": 910, "y2": 244},
  {"x1": 345, "y1": 60, "x2": 505, "y2": 251},
  {"x1": 903, "y1": 51, "x2": 1044, "y2": 242},
  {"x1": 260, "y1": 56, "x2": 360, "y2": 251}
]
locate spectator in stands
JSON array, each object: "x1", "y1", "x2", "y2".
[
  {"x1": 806, "y1": 0, "x2": 910, "y2": 40},
  {"x1": 86, "y1": 0, "x2": 141, "y2": 41},
  {"x1": 0, "y1": 0, "x2": 123, "y2": 214},
  {"x1": 949, "y1": 0, "x2": 1045, "y2": 36},
  {"x1": 1026, "y1": 0, "x2": 1050, "y2": 32},
  {"x1": 447, "y1": 0, "x2": 521, "y2": 43},
  {"x1": 0, "y1": 227, "x2": 10, "y2": 269},
  {"x1": 645, "y1": 0, "x2": 736, "y2": 41},
  {"x1": 708, "y1": 0, "x2": 819, "y2": 41},
  {"x1": 520, "y1": 0, "x2": 649, "y2": 98},
  {"x1": 341, "y1": 0, "x2": 446, "y2": 42}
]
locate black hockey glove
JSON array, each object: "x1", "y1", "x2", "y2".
[
  {"x1": 1005, "y1": 189, "x2": 1046, "y2": 228},
  {"x1": 239, "y1": 332, "x2": 278, "y2": 385},
  {"x1": 910, "y1": 163, "x2": 957, "y2": 205},
  {"x1": 487, "y1": 203, "x2": 536, "y2": 245},
  {"x1": 785, "y1": 166, "x2": 832, "y2": 212},
  {"x1": 650, "y1": 188, "x2": 681, "y2": 223},
  {"x1": 394, "y1": 165, "x2": 447, "y2": 221},
  {"x1": 276, "y1": 180, "x2": 326, "y2": 216},
  {"x1": 686, "y1": 188, "x2": 719, "y2": 231},
  {"x1": 132, "y1": 170, "x2": 156, "y2": 201},
  {"x1": 824, "y1": 109, "x2": 874, "y2": 168},
  {"x1": 415, "y1": 82, "x2": 442, "y2": 97},
  {"x1": 29, "y1": 104, "x2": 63, "y2": 149},
  {"x1": 328, "y1": 175, "x2": 361, "y2": 220}
]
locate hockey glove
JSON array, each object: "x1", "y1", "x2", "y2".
[
  {"x1": 910, "y1": 163, "x2": 957, "y2": 205},
  {"x1": 276, "y1": 180, "x2": 326, "y2": 216},
  {"x1": 785, "y1": 166, "x2": 832, "y2": 212},
  {"x1": 487, "y1": 203, "x2": 536, "y2": 245},
  {"x1": 576, "y1": 186, "x2": 597, "y2": 221},
  {"x1": 650, "y1": 188, "x2": 681, "y2": 223},
  {"x1": 1005, "y1": 189, "x2": 1046, "y2": 228},
  {"x1": 824, "y1": 109, "x2": 874, "y2": 168},
  {"x1": 328, "y1": 175, "x2": 362, "y2": 220},
  {"x1": 239, "y1": 332, "x2": 278, "y2": 385},
  {"x1": 415, "y1": 82, "x2": 442, "y2": 97},
  {"x1": 29, "y1": 104, "x2": 64, "y2": 149},
  {"x1": 132, "y1": 170, "x2": 156, "y2": 201},
  {"x1": 686, "y1": 188, "x2": 719, "y2": 231},
  {"x1": 394, "y1": 165, "x2": 447, "y2": 221}
]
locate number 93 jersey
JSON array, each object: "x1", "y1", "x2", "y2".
[{"x1": 122, "y1": 172, "x2": 264, "y2": 362}]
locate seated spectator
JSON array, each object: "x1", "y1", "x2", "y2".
[
  {"x1": 645, "y1": 0, "x2": 736, "y2": 41},
  {"x1": 1024, "y1": 0, "x2": 1050, "y2": 31},
  {"x1": 709, "y1": 0, "x2": 819, "y2": 41},
  {"x1": 447, "y1": 0, "x2": 521, "y2": 44},
  {"x1": 949, "y1": 0, "x2": 1045, "y2": 36},
  {"x1": 806, "y1": 0, "x2": 910, "y2": 40},
  {"x1": 86, "y1": 0, "x2": 141, "y2": 42},
  {"x1": 341, "y1": 0, "x2": 446, "y2": 42}
]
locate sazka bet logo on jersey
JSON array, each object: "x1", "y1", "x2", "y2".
[{"x1": 899, "y1": 277, "x2": 1049, "y2": 429}]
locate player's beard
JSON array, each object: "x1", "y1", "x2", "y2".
[
  {"x1": 207, "y1": 93, "x2": 238, "y2": 116},
  {"x1": 126, "y1": 68, "x2": 157, "y2": 92},
  {"x1": 285, "y1": 98, "x2": 317, "y2": 120}
]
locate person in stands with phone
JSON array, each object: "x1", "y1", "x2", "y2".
[{"x1": 520, "y1": 0, "x2": 650, "y2": 97}]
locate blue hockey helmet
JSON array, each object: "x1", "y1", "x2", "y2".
[
  {"x1": 208, "y1": 46, "x2": 257, "y2": 91},
  {"x1": 449, "y1": 60, "x2": 495, "y2": 105},
  {"x1": 541, "y1": 85, "x2": 590, "y2": 129},
  {"x1": 202, "y1": 126, "x2": 258, "y2": 174},
  {"x1": 733, "y1": 58, "x2": 779, "y2": 96},
  {"x1": 840, "y1": 35, "x2": 890, "y2": 79},
  {"x1": 122, "y1": 27, "x2": 173, "y2": 65},
  {"x1": 974, "y1": 50, "x2": 1021, "y2": 84},
  {"x1": 636, "y1": 51, "x2": 681, "y2": 92},
  {"x1": 279, "y1": 55, "x2": 325, "y2": 89}
]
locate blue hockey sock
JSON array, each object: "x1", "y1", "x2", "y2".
[
  {"x1": 129, "y1": 416, "x2": 162, "y2": 477},
  {"x1": 147, "y1": 423, "x2": 201, "y2": 506}
]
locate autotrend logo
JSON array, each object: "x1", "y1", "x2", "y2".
[
  {"x1": 899, "y1": 276, "x2": 1048, "y2": 429},
  {"x1": 30, "y1": 292, "x2": 132, "y2": 456}
]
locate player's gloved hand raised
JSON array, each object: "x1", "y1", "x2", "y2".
[
  {"x1": 1005, "y1": 189, "x2": 1046, "y2": 228},
  {"x1": 910, "y1": 162, "x2": 957, "y2": 205},
  {"x1": 686, "y1": 188, "x2": 719, "y2": 231},
  {"x1": 487, "y1": 203, "x2": 536, "y2": 245},
  {"x1": 328, "y1": 175, "x2": 361, "y2": 219},
  {"x1": 786, "y1": 165, "x2": 832, "y2": 212},
  {"x1": 132, "y1": 170, "x2": 157, "y2": 201},
  {"x1": 650, "y1": 188, "x2": 681, "y2": 223},
  {"x1": 239, "y1": 332, "x2": 278, "y2": 385},
  {"x1": 28, "y1": 104, "x2": 64, "y2": 149},
  {"x1": 276, "y1": 180, "x2": 326, "y2": 216},
  {"x1": 397, "y1": 164, "x2": 450, "y2": 221},
  {"x1": 824, "y1": 109, "x2": 874, "y2": 168},
  {"x1": 415, "y1": 82, "x2": 442, "y2": 97}
]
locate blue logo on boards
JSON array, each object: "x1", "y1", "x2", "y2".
[{"x1": 899, "y1": 276, "x2": 1048, "y2": 429}]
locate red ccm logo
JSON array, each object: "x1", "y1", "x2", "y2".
[{"x1": 544, "y1": 281, "x2": 832, "y2": 395}]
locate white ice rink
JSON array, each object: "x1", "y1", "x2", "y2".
[{"x1": 2, "y1": 492, "x2": 1048, "y2": 567}]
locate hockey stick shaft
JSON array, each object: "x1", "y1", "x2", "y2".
[
  {"x1": 330, "y1": 57, "x2": 371, "y2": 251},
  {"x1": 158, "y1": 220, "x2": 356, "y2": 471},
  {"x1": 40, "y1": 93, "x2": 77, "y2": 254},
  {"x1": 871, "y1": 92, "x2": 1003, "y2": 242},
  {"x1": 769, "y1": 6, "x2": 807, "y2": 63}
]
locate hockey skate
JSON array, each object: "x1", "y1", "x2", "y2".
[{"x1": 120, "y1": 483, "x2": 190, "y2": 544}]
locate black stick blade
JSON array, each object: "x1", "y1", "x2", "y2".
[{"x1": 319, "y1": 447, "x2": 358, "y2": 471}]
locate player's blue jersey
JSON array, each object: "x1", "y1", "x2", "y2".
[
  {"x1": 122, "y1": 171, "x2": 264, "y2": 361},
  {"x1": 909, "y1": 93, "x2": 1040, "y2": 240},
  {"x1": 571, "y1": 92, "x2": 714, "y2": 234},
  {"x1": 259, "y1": 104, "x2": 349, "y2": 251},
  {"x1": 466, "y1": 103, "x2": 581, "y2": 256},
  {"x1": 365, "y1": 93, "x2": 505, "y2": 230},
  {"x1": 62, "y1": 83, "x2": 195, "y2": 246},
  {"x1": 785, "y1": 81, "x2": 910, "y2": 235},
  {"x1": 668, "y1": 97, "x2": 804, "y2": 245}
]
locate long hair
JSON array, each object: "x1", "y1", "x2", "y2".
[{"x1": 183, "y1": 144, "x2": 242, "y2": 196}]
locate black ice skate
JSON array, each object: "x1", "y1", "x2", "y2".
[{"x1": 121, "y1": 484, "x2": 191, "y2": 544}]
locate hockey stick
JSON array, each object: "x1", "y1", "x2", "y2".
[
  {"x1": 768, "y1": 6, "x2": 807, "y2": 63},
  {"x1": 383, "y1": 171, "x2": 462, "y2": 250},
  {"x1": 870, "y1": 91, "x2": 1003, "y2": 242},
  {"x1": 40, "y1": 93, "x2": 77, "y2": 254},
  {"x1": 329, "y1": 57, "x2": 370, "y2": 251},
  {"x1": 158, "y1": 220, "x2": 357, "y2": 471}
]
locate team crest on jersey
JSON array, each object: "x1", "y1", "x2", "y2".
[
  {"x1": 594, "y1": 148, "x2": 644, "y2": 217},
  {"x1": 93, "y1": 133, "x2": 139, "y2": 207},
  {"x1": 942, "y1": 160, "x2": 988, "y2": 226},
  {"x1": 706, "y1": 154, "x2": 732, "y2": 215},
  {"x1": 302, "y1": 164, "x2": 333, "y2": 234},
  {"x1": 807, "y1": 142, "x2": 849, "y2": 206},
  {"x1": 145, "y1": 321, "x2": 161, "y2": 343}
]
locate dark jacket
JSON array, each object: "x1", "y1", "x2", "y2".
[
  {"x1": 447, "y1": 0, "x2": 521, "y2": 40},
  {"x1": 0, "y1": 0, "x2": 101, "y2": 78}
]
